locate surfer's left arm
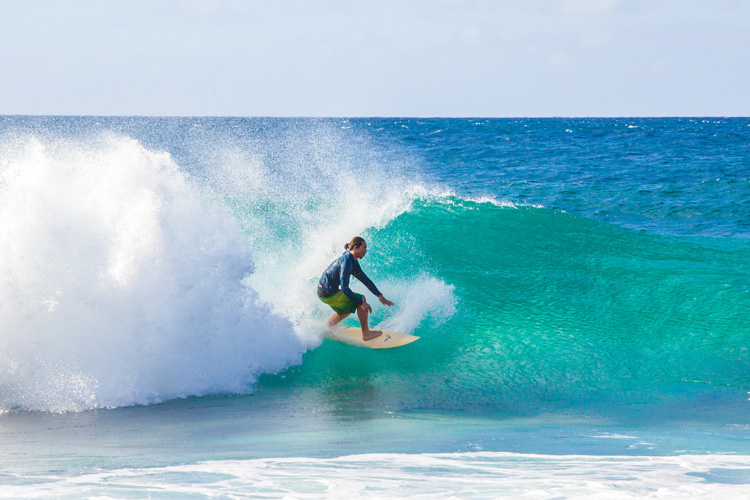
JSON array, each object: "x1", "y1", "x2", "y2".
[{"x1": 352, "y1": 262, "x2": 394, "y2": 307}]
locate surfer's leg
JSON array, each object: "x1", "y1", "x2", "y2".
[
  {"x1": 357, "y1": 302, "x2": 382, "y2": 341},
  {"x1": 327, "y1": 312, "x2": 349, "y2": 327}
]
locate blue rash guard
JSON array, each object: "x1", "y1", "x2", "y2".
[{"x1": 318, "y1": 251, "x2": 382, "y2": 306}]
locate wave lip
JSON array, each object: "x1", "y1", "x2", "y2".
[{"x1": 0, "y1": 135, "x2": 305, "y2": 412}]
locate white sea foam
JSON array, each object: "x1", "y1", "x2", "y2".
[
  {"x1": 423, "y1": 189, "x2": 543, "y2": 209},
  {"x1": 0, "y1": 135, "x2": 306, "y2": 411},
  {"x1": 3, "y1": 452, "x2": 750, "y2": 499},
  {"x1": 378, "y1": 276, "x2": 456, "y2": 334}
]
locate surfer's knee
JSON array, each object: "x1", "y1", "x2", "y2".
[{"x1": 328, "y1": 312, "x2": 348, "y2": 326}]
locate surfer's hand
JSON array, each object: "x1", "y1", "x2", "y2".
[
  {"x1": 361, "y1": 297, "x2": 373, "y2": 314},
  {"x1": 379, "y1": 295, "x2": 394, "y2": 306}
]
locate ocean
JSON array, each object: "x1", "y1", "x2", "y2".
[{"x1": 1, "y1": 116, "x2": 749, "y2": 498}]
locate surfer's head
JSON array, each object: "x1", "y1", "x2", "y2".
[{"x1": 345, "y1": 236, "x2": 367, "y2": 259}]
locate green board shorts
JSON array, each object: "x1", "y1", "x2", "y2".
[{"x1": 319, "y1": 290, "x2": 363, "y2": 316}]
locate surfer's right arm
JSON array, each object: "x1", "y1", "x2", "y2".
[
  {"x1": 352, "y1": 260, "x2": 394, "y2": 307},
  {"x1": 378, "y1": 295, "x2": 394, "y2": 306}
]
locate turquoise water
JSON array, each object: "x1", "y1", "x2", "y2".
[{"x1": 1, "y1": 116, "x2": 749, "y2": 497}]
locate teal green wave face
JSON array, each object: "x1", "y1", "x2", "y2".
[{"x1": 268, "y1": 198, "x2": 750, "y2": 415}]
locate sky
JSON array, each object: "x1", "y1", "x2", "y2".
[{"x1": 1, "y1": 0, "x2": 748, "y2": 117}]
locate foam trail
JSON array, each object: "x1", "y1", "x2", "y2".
[
  {"x1": 0, "y1": 135, "x2": 305, "y2": 411},
  {"x1": 5, "y1": 453, "x2": 750, "y2": 499}
]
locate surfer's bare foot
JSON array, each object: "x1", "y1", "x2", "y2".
[{"x1": 363, "y1": 330, "x2": 382, "y2": 341}]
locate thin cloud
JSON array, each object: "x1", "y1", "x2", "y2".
[{"x1": 561, "y1": 0, "x2": 619, "y2": 14}]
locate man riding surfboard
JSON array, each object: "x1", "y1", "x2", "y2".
[{"x1": 317, "y1": 236, "x2": 394, "y2": 340}]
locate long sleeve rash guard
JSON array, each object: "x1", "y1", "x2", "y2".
[{"x1": 318, "y1": 251, "x2": 382, "y2": 305}]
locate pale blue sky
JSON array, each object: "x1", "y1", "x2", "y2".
[{"x1": 1, "y1": 0, "x2": 748, "y2": 116}]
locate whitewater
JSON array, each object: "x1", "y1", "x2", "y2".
[{"x1": 1, "y1": 116, "x2": 749, "y2": 498}]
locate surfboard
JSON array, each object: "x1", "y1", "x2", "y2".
[{"x1": 325, "y1": 326, "x2": 419, "y2": 349}]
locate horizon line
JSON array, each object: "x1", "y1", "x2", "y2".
[{"x1": 2, "y1": 114, "x2": 748, "y2": 120}]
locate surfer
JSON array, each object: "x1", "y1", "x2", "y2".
[{"x1": 317, "y1": 236, "x2": 394, "y2": 341}]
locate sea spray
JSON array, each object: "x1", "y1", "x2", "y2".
[
  {"x1": 0, "y1": 135, "x2": 305, "y2": 411},
  {"x1": 0, "y1": 126, "x2": 458, "y2": 412},
  {"x1": 196, "y1": 120, "x2": 457, "y2": 340}
]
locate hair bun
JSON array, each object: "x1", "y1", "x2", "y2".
[{"x1": 345, "y1": 236, "x2": 365, "y2": 252}]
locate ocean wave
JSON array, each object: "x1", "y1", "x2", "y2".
[
  {"x1": 3, "y1": 118, "x2": 749, "y2": 414},
  {"x1": 280, "y1": 197, "x2": 750, "y2": 414}
]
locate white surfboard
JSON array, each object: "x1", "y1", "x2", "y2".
[{"x1": 325, "y1": 326, "x2": 419, "y2": 349}]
